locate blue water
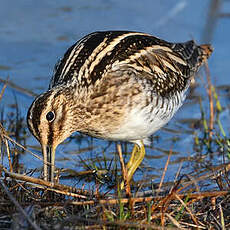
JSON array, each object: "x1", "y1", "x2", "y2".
[{"x1": 0, "y1": 0, "x2": 230, "y2": 189}]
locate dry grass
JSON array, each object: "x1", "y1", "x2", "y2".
[{"x1": 0, "y1": 163, "x2": 229, "y2": 229}]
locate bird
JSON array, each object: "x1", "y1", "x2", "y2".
[{"x1": 27, "y1": 31, "x2": 213, "y2": 186}]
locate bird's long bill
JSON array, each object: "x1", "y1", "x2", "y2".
[{"x1": 42, "y1": 144, "x2": 56, "y2": 182}]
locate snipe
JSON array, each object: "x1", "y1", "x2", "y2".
[{"x1": 27, "y1": 31, "x2": 213, "y2": 187}]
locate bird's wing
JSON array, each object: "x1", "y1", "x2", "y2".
[
  {"x1": 49, "y1": 31, "x2": 212, "y2": 95},
  {"x1": 108, "y1": 41, "x2": 200, "y2": 97}
]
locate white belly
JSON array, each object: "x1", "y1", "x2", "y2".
[{"x1": 108, "y1": 91, "x2": 186, "y2": 143}]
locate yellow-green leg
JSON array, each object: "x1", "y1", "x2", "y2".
[
  {"x1": 126, "y1": 144, "x2": 139, "y2": 170},
  {"x1": 120, "y1": 141, "x2": 145, "y2": 190}
]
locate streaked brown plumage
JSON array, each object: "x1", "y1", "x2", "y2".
[{"x1": 27, "y1": 31, "x2": 213, "y2": 185}]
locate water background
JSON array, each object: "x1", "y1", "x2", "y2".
[{"x1": 0, "y1": 0, "x2": 230, "y2": 190}]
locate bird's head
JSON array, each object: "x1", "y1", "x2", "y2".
[{"x1": 27, "y1": 87, "x2": 77, "y2": 180}]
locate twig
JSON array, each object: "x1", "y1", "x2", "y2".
[
  {"x1": 1, "y1": 166, "x2": 89, "y2": 199},
  {"x1": 117, "y1": 143, "x2": 131, "y2": 196},
  {"x1": 0, "y1": 80, "x2": 7, "y2": 102},
  {"x1": 178, "y1": 163, "x2": 230, "y2": 193},
  {"x1": 164, "y1": 213, "x2": 185, "y2": 229},
  {"x1": 0, "y1": 77, "x2": 37, "y2": 98},
  {"x1": 179, "y1": 221, "x2": 206, "y2": 229},
  {"x1": 60, "y1": 215, "x2": 174, "y2": 230},
  {"x1": 205, "y1": 62, "x2": 214, "y2": 138},
  {"x1": 0, "y1": 180, "x2": 41, "y2": 230},
  {"x1": 0, "y1": 123, "x2": 13, "y2": 172},
  {"x1": 2, "y1": 132, "x2": 43, "y2": 162},
  {"x1": 158, "y1": 149, "x2": 172, "y2": 192},
  {"x1": 174, "y1": 193, "x2": 199, "y2": 228},
  {"x1": 219, "y1": 203, "x2": 226, "y2": 230},
  {"x1": 170, "y1": 161, "x2": 183, "y2": 194},
  {"x1": 2, "y1": 158, "x2": 229, "y2": 203},
  {"x1": 35, "y1": 190, "x2": 229, "y2": 207}
]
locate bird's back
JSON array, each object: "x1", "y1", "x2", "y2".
[{"x1": 49, "y1": 31, "x2": 212, "y2": 97}]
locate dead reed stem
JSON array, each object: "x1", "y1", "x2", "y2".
[
  {"x1": 0, "y1": 77, "x2": 37, "y2": 97},
  {"x1": 158, "y1": 149, "x2": 172, "y2": 192},
  {"x1": 0, "y1": 123, "x2": 13, "y2": 172},
  {"x1": 1, "y1": 165, "x2": 90, "y2": 199},
  {"x1": 174, "y1": 193, "x2": 199, "y2": 228},
  {"x1": 60, "y1": 215, "x2": 179, "y2": 230},
  {"x1": 0, "y1": 80, "x2": 7, "y2": 102},
  {"x1": 2, "y1": 132, "x2": 43, "y2": 162},
  {"x1": 178, "y1": 163, "x2": 230, "y2": 193},
  {"x1": 25, "y1": 190, "x2": 227, "y2": 207},
  {"x1": 205, "y1": 62, "x2": 214, "y2": 138},
  {"x1": 117, "y1": 143, "x2": 131, "y2": 196}
]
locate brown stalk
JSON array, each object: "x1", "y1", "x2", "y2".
[
  {"x1": 60, "y1": 215, "x2": 178, "y2": 230},
  {"x1": 205, "y1": 62, "x2": 214, "y2": 138},
  {"x1": 169, "y1": 161, "x2": 183, "y2": 194},
  {"x1": 179, "y1": 221, "x2": 206, "y2": 229},
  {"x1": 174, "y1": 193, "x2": 199, "y2": 228},
  {"x1": 2, "y1": 157, "x2": 229, "y2": 205},
  {"x1": 164, "y1": 213, "x2": 185, "y2": 229},
  {"x1": 180, "y1": 163, "x2": 230, "y2": 193},
  {"x1": 158, "y1": 149, "x2": 172, "y2": 192},
  {"x1": 3, "y1": 190, "x2": 228, "y2": 207},
  {"x1": 2, "y1": 132, "x2": 43, "y2": 162},
  {"x1": 0, "y1": 83, "x2": 13, "y2": 172},
  {"x1": 117, "y1": 143, "x2": 131, "y2": 196},
  {"x1": 0, "y1": 77, "x2": 37, "y2": 97},
  {"x1": 0, "y1": 81, "x2": 7, "y2": 102},
  {"x1": 0, "y1": 123, "x2": 13, "y2": 172},
  {"x1": 1, "y1": 165, "x2": 90, "y2": 199}
]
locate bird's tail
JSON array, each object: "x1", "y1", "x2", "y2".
[{"x1": 198, "y1": 44, "x2": 213, "y2": 64}]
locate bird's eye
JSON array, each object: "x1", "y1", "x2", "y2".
[{"x1": 46, "y1": 111, "x2": 55, "y2": 122}]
